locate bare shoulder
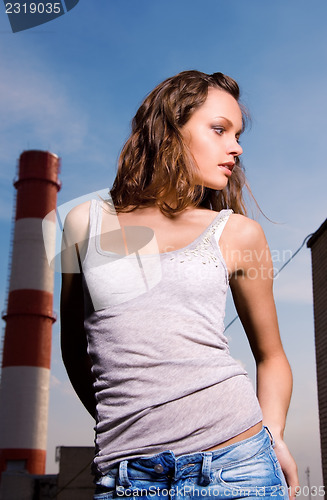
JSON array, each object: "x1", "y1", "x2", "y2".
[
  {"x1": 65, "y1": 200, "x2": 91, "y2": 225},
  {"x1": 220, "y1": 214, "x2": 269, "y2": 274},
  {"x1": 224, "y1": 213, "x2": 267, "y2": 250},
  {"x1": 60, "y1": 201, "x2": 92, "y2": 274},
  {"x1": 63, "y1": 200, "x2": 91, "y2": 244}
]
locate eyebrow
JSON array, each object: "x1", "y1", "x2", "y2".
[{"x1": 214, "y1": 116, "x2": 243, "y2": 135}]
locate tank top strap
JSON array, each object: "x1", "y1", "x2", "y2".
[
  {"x1": 212, "y1": 209, "x2": 233, "y2": 244},
  {"x1": 89, "y1": 198, "x2": 101, "y2": 240},
  {"x1": 82, "y1": 199, "x2": 102, "y2": 266}
]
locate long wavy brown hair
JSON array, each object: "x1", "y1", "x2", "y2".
[{"x1": 110, "y1": 70, "x2": 251, "y2": 217}]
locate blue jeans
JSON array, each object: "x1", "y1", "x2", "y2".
[{"x1": 94, "y1": 427, "x2": 288, "y2": 500}]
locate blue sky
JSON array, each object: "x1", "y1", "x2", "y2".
[{"x1": 0, "y1": 0, "x2": 326, "y2": 491}]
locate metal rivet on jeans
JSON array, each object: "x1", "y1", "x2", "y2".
[{"x1": 154, "y1": 464, "x2": 164, "y2": 473}]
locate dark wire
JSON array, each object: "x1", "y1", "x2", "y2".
[
  {"x1": 224, "y1": 232, "x2": 314, "y2": 331},
  {"x1": 50, "y1": 457, "x2": 94, "y2": 498}
]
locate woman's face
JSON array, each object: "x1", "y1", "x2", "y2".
[{"x1": 180, "y1": 88, "x2": 243, "y2": 190}]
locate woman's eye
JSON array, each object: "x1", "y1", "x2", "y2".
[{"x1": 213, "y1": 127, "x2": 225, "y2": 135}]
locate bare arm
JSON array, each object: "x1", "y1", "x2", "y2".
[
  {"x1": 60, "y1": 202, "x2": 96, "y2": 419},
  {"x1": 222, "y1": 215, "x2": 299, "y2": 498},
  {"x1": 60, "y1": 271, "x2": 96, "y2": 418}
]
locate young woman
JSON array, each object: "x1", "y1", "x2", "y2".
[{"x1": 60, "y1": 70, "x2": 299, "y2": 500}]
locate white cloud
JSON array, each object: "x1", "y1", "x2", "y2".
[
  {"x1": 50, "y1": 374, "x2": 61, "y2": 388},
  {"x1": 50, "y1": 374, "x2": 75, "y2": 396},
  {"x1": 274, "y1": 274, "x2": 313, "y2": 304}
]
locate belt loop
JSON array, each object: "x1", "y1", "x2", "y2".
[
  {"x1": 119, "y1": 460, "x2": 132, "y2": 487},
  {"x1": 264, "y1": 426, "x2": 275, "y2": 447},
  {"x1": 200, "y1": 453, "x2": 212, "y2": 486}
]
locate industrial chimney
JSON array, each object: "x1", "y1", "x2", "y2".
[{"x1": 0, "y1": 150, "x2": 60, "y2": 477}]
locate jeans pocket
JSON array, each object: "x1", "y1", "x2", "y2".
[
  {"x1": 268, "y1": 448, "x2": 289, "y2": 493},
  {"x1": 216, "y1": 449, "x2": 284, "y2": 495}
]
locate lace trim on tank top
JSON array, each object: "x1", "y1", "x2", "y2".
[{"x1": 168, "y1": 211, "x2": 232, "y2": 266}]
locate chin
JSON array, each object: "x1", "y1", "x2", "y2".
[{"x1": 203, "y1": 180, "x2": 229, "y2": 191}]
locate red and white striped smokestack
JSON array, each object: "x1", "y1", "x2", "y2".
[{"x1": 0, "y1": 150, "x2": 60, "y2": 476}]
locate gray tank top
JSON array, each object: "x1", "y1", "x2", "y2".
[{"x1": 81, "y1": 199, "x2": 262, "y2": 475}]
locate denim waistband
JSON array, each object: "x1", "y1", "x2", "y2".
[{"x1": 114, "y1": 426, "x2": 273, "y2": 488}]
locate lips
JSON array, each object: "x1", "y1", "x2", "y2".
[{"x1": 218, "y1": 162, "x2": 235, "y2": 177}]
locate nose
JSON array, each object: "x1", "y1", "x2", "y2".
[{"x1": 227, "y1": 138, "x2": 243, "y2": 159}]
